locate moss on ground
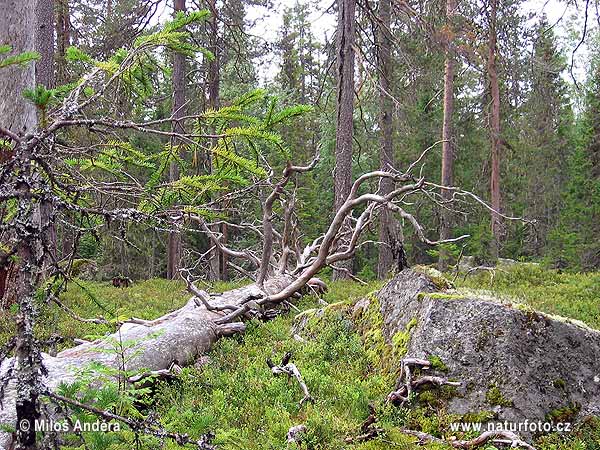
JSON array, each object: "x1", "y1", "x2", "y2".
[
  {"x1": 0, "y1": 268, "x2": 598, "y2": 449},
  {"x1": 546, "y1": 403, "x2": 581, "y2": 424},
  {"x1": 454, "y1": 264, "x2": 600, "y2": 329}
]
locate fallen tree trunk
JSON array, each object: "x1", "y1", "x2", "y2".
[{"x1": 0, "y1": 276, "x2": 294, "y2": 449}]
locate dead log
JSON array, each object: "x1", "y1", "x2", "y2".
[
  {"x1": 0, "y1": 276, "x2": 294, "y2": 449},
  {"x1": 0, "y1": 165, "x2": 482, "y2": 449}
]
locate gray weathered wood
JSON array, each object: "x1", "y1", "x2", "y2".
[{"x1": 0, "y1": 277, "x2": 292, "y2": 449}]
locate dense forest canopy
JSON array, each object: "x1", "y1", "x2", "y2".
[
  {"x1": 0, "y1": 0, "x2": 599, "y2": 449},
  {"x1": 2, "y1": 0, "x2": 597, "y2": 282}
]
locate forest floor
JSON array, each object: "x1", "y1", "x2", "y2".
[{"x1": 0, "y1": 266, "x2": 599, "y2": 449}]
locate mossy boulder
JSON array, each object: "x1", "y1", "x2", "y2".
[{"x1": 372, "y1": 268, "x2": 600, "y2": 428}]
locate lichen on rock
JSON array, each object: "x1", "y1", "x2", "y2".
[{"x1": 368, "y1": 267, "x2": 600, "y2": 428}]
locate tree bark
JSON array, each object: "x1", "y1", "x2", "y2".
[
  {"x1": 0, "y1": 3, "x2": 43, "y2": 447},
  {"x1": 332, "y1": 0, "x2": 356, "y2": 280},
  {"x1": 55, "y1": 0, "x2": 70, "y2": 84},
  {"x1": 35, "y1": 0, "x2": 54, "y2": 90},
  {"x1": 0, "y1": 0, "x2": 38, "y2": 307},
  {"x1": 0, "y1": 1, "x2": 37, "y2": 135},
  {"x1": 487, "y1": 0, "x2": 502, "y2": 259},
  {"x1": 36, "y1": 0, "x2": 58, "y2": 267},
  {"x1": 206, "y1": 0, "x2": 227, "y2": 281},
  {"x1": 166, "y1": 0, "x2": 186, "y2": 280},
  {"x1": 376, "y1": 0, "x2": 397, "y2": 279},
  {"x1": 438, "y1": 0, "x2": 456, "y2": 271}
]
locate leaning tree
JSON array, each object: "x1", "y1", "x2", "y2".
[{"x1": 0, "y1": 7, "x2": 492, "y2": 450}]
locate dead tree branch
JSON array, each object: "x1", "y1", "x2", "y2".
[
  {"x1": 387, "y1": 357, "x2": 461, "y2": 406},
  {"x1": 266, "y1": 352, "x2": 313, "y2": 405},
  {"x1": 401, "y1": 428, "x2": 537, "y2": 450}
]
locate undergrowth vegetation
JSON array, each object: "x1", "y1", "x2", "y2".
[
  {"x1": 454, "y1": 264, "x2": 600, "y2": 329},
  {"x1": 1, "y1": 267, "x2": 598, "y2": 449}
]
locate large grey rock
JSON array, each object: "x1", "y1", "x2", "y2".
[{"x1": 375, "y1": 268, "x2": 600, "y2": 424}]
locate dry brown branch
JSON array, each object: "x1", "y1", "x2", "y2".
[
  {"x1": 344, "y1": 403, "x2": 383, "y2": 444},
  {"x1": 0, "y1": 126, "x2": 21, "y2": 143},
  {"x1": 127, "y1": 363, "x2": 182, "y2": 384},
  {"x1": 190, "y1": 216, "x2": 260, "y2": 268},
  {"x1": 44, "y1": 391, "x2": 192, "y2": 445},
  {"x1": 258, "y1": 170, "x2": 471, "y2": 304}
]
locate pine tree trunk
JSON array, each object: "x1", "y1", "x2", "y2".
[
  {"x1": 332, "y1": 0, "x2": 356, "y2": 281},
  {"x1": 35, "y1": 0, "x2": 54, "y2": 89},
  {"x1": 206, "y1": 0, "x2": 227, "y2": 281},
  {"x1": 36, "y1": 0, "x2": 57, "y2": 268},
  {"x1": 487, "y1": 0, "x2": 502, "y2": 259},
  {"x1": 55, "y1": 0, "x2": 70, "y2": 84},
  {"x1": 376, "y1": 0, "x2": 396, "y2": 279},
  {"x1": 438, "y1": 0, "x2": 456, "y2": 271},
  {"x1": 167, "y1": 0, "x2": 186, "y2": 280},
  {"x1": 0, "y1": 0, "x2": 38, "y2": 307},
  {"x1": 1, "y1": 2, "x2": 43, "y2": 447}
]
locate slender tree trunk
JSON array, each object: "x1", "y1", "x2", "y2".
[
  {"x1": 55, "y1": 0, "x2": 70, "y2": 84},
  {"x1": 332, "y1": 0, "x2": 356, "y2": 280},
  {"x1": 376, "y1": 0, "x2": 396, "y2": 279},
  {"x1": 14, "y1": 145, "x2": 45, "y2": 450},
  {"x1": 166, "y1": 0, "x2": 186, "y2": 280},
  {"x1": 206, "y1": 0, "x2": 227, "y2": 281},
  {"x1": 487, "y1": 0, "x2": 502, "y2": 259},
  {"x1": 438, "y1": 0, "x2": 456, "y2": 271},
  {"x1": 35, "y1": 0, "x2": 54, "y2": 89},
  {"x1": 36, "y1": 0, "x2": 57, "y2": 267}
]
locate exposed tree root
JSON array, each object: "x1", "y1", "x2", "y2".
[
  {"x1": 401, "y1": 428, "x2": 537, "y2": 450},
  {"x1": 267, "y1": 352, "x2": 314, "y2": 405},
  {"x1": 387, "y1": 357, "x2": 461, "y2": 406},
  {"x1": 286, "y1": 425, "x2": 307, "y2": 444},
  {"x1": 344, "y1": 403, "x2": 383, "y2": 444},
  {"x1": 388, "y1": 357, "x2": 536, "y2": 449}
]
